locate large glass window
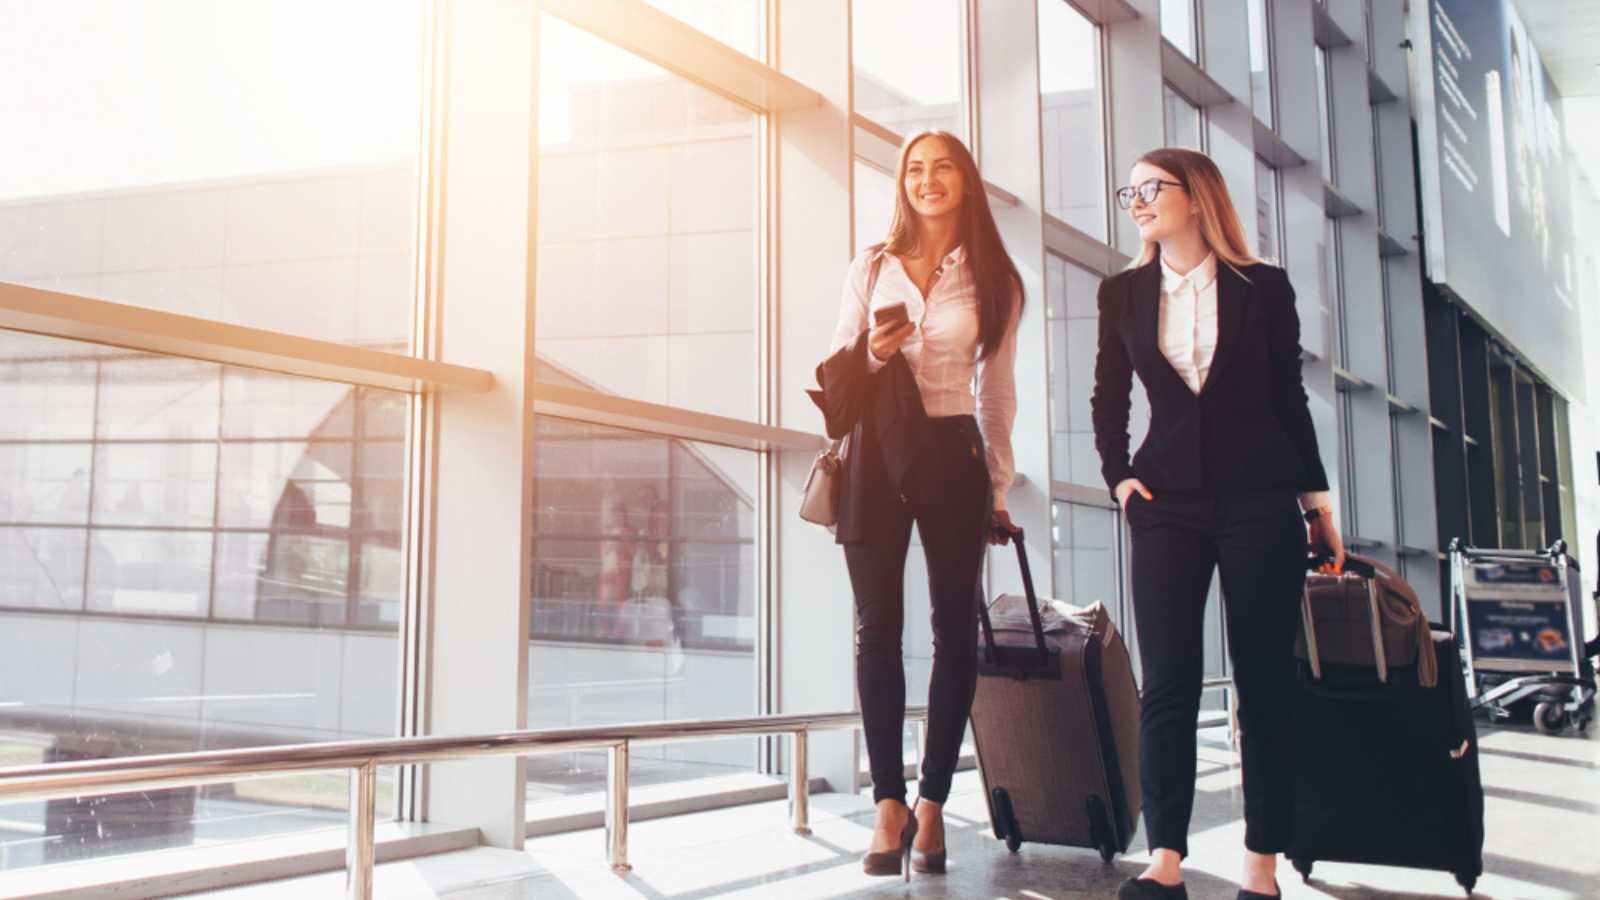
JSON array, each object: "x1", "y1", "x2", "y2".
[
  {"x1": 1039, "y1": 1, "x2": 1107, "y2": 240},
  {"x1": 1315, "y1": 46, "x2": 1336, "y2": 182},
  {"x1": 1052, "y1": 502, "x2": 1122, "y2": 628},
  {"x1": 1247, "y1": 0, "x2": 1273, "y2": 127},
  {"x1": 852, "y1": 0, "x2": 965, "y2": 138},
  {"x1": 1044, "y1": 254, "x2": 1116, "y2": 488},
  {"x1": 536, "y1": 16, "x2": 759, "y2": 422},
  {"x1": 1163, "y1": 85, "x2": 1203, "y2": 152},
  {"x1": 1255, "y1": 158, "x2": 1282, "y2": 265},
  {"x1": 643, "y1": 0, "x2": 763, "y2": 60},
  {"x1": 527, "y1": 417, "x2": 756, "y2": 809},
  {"x1": 0, "y1": 331, "x2": 404, "y2": 868},
  {"x1": 1161, "y1": 0, "x2": 1198, "y2": 61},
  {"x1": 854, "y1": 160, "x2": 896, "y2": 256},
  {"x1": 0, "y1": 0, "x2": 423, "y2": 351},
  {"x1": 1325, "y1": 216, "x2": 1347, "y2": 367}
]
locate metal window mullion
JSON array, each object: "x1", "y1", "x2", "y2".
[
  {"x1": 754, "y1": 0, "x2": 777, "y2": 776},
  {"x1": 207, "y1": 364, "x2": 225, "y2": 620}
]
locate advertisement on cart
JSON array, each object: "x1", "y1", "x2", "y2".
[{"x1": 1465, "y1": 561, "x2": 1574, "y2": 671}]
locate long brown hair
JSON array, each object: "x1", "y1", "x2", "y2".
[
  {"x1": 1128, "y1": 147, "x2": 1261, "y2": 271},
  {"x1": 875, "y1": 130, "x2": 1023, "y2": 362}
]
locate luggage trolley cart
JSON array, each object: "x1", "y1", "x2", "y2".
[{"x1": 1448, "y1": 539, "x2": 1596, "y2": 735}]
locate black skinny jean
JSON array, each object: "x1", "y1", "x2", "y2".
[
  {"x1": 844, "y1": 415, "x2": 992, "y2": 806},
  {"x1": 1124, "y1": 488, "x2": 1306, "y2": 859}
]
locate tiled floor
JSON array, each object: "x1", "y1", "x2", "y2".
[{"x1": 200, "y1": 724, "x2": 1599, "y2": 899}]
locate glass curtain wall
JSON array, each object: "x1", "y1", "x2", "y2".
[
  {"x1": 1247, "y1": 0, "x2": 1273, "y2": 126},
  {"x1": 853, "y1": 0, "x2": 965, "y2": 139},
  {"x1": 1161, "y1": 0, "x2": 1198, "y2": 60},
  {"x1": 1039, "y1": 1, "x2": 1107, "y2": 240},
  {"x1": 0, "y1": 0, "x2": 419, "y2": 868},
  {"x1": 529, "y1": 11, "x2": 762, "y2": 810},
  {"x1": 1163, "y1": 85, "x2": 1203, "y2": 152}
]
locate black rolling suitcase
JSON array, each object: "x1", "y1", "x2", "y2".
[
  {"x1": 1289, "y1": 558, "x2": 1484, "y2": 894},
  {"x1": 969, "y1": 529, "x2": 1141, "y2": 861}
]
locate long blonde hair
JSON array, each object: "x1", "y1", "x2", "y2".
[
  {"x1": 878, "y1": 130, "x2": 1023, "y2": 362},
  {"x1": 1128, "y1": 148, "x2": 1261, "y2": 271}
]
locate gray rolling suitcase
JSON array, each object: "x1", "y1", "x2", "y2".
[{"x1": 970, "y1": 529, "x2": 1141, "y2": 861}]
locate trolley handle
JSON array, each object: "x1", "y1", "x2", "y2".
[{"x1": 975, "y1": 526, "x2": 1056, "y2": 678}]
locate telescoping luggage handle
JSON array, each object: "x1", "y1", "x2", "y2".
[{"x1": 977, "y1": 526, "x2": 1059, "y2": 680}]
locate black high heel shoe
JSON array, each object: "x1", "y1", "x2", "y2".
[
  {"x1": 1235, "y1": 881, "x2": 1280, "y2": 899},
  {"x1": 862, "y1": 804, "x2": 918, "y2": 882}
]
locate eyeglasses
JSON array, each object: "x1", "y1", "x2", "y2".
[{"x1": 1114, "y1": 179, "x2": 1185, "y2": 209}]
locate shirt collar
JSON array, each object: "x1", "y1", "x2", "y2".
[
  {"x1": 1159, "y1": 252, "x2": 1217, "y2": 294},
  {"x1": 941, "y1": 245, "x2": 967, "y2": 269}
]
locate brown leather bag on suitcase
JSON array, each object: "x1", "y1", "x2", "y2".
[
  {"x1": 970, "y1": 528, "x2": 1141, "y2": 861},
  {"x1": 1296, "y1": 553, "x2": 1437, "y2": 687}
]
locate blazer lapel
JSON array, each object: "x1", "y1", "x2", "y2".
[
  {"x1": 1206, "y1": 262, "x2": 1250, "y2": 391},
  {"x1": 1132, "y1": 258, "x2": 1163, "y2": 361}
]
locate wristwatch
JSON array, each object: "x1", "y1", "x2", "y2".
[{"x1": 1303, "y1": 504, "x2": 1332, "y2": 524}]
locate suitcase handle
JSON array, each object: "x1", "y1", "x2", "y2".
[
  {"x1": 977, "y1": 527, "x2": 1052, "y2": 672},
  {"x1": 1306, "y1": 551, "x2": 1376, "y2": 579}
]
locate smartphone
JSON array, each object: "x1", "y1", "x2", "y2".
[{"x1": 872, "y1": 302, "x2": 909, "y2": 328}]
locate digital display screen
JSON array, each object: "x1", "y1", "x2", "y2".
[{"x1": 1416, "y1": 0, "x2": 1583, "y2": 399}]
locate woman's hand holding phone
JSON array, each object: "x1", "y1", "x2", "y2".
[{"x1": 868, "y1": 302, "x2": 914, "y2": 362}]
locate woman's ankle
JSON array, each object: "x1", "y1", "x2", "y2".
[{"x1": 1139, "y1": 848, "x2": 1184, "y2": 885}]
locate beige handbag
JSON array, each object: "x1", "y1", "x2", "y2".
[
  {"x1": 800, "y1": 250, "x2": 883, "y2": 530},
  {"x1": 799, "y1": 433, "x2": 849, "y2": 528}
]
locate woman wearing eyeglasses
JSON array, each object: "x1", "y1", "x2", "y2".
[{"x1": 1092, "y1": 148, "x2": 1345, "y2": 900}]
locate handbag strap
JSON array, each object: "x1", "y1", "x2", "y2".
[{"x1": 865, "y1": 246, "x2": 885, "y2": 303}]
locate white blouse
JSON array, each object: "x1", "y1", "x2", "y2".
[
  {"x1": 830, "y1": 245, "x2": 1019, "y2": 512},
  {"x1": 1157, "y1": 252, "x2": 1330, "y2": 515}
]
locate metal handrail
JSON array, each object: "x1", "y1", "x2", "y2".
[{"x1": 0, "y1": 706, "x2": 929, "y2": 899}]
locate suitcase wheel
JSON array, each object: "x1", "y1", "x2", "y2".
[
  {"x1": 1291, "y1": 857, "x2": 1313, "y2": 883},
  {"x1": 991, "y1": 788, "x2": 1023, "y2": 853},
  {"x1": 1086, "y1": 795, "x2": 1116, "y2": 863}
]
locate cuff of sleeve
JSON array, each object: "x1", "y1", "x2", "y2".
[
  {"x1": 1298, "y1": 491, "x2": 1331, "y2": 514},
  {"x1": 1104, "y1": 468, "x2": 1135, "y2": 503},
  {"x1": 864, "y1": 346, "x2": 889, "y2": 373}
]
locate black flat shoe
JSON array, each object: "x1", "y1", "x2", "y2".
[
  {"x1": 1236, "y1": 881, "x2": 1280, "y2": 899},
  {"x1": 1117, "y1": 877, "x2": 1189, "y2": 900}
]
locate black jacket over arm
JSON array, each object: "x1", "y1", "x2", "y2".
[
  {"x1": 807, "y1": 331, "x2": 930, "y2": 545},
  {"x1": 1089, "y1": 258, "x2": 1329, "y2": 501}
]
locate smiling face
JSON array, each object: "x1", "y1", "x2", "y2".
[
  {"x1": 1126, "y1": 161, "x2": 1195, "y2": 246},
  {"x1": 903, "y1": 135, "x2": 966, "y2": 221}
]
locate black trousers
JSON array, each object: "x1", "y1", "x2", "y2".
[
  {"x1": 843, "y1": 415, "x2": 992, "y2": 806},
  {"x1": 1124, "y1": 489, "x2": 1306, "y2": 858}
]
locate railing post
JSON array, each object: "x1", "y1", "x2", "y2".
[
  {"x1": 606, "y1": 741, "x2": 631, "y2": 872},
  {"x1": 347, "y1": 761, "x2": 377, "y2": 900},
  {"x1": 789, "y1": 730, "x2": 810, "y2": 835}
]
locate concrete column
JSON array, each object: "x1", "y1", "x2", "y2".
[
  {"x1": 772, "y1": 0, "x2": 859, "y2": 794},
  {"x1": 417, "y1": 0, "x2": 538, "y2": 848}
]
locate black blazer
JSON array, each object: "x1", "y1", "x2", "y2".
[
  {"x1": 1090, "y1": 258, "x2": 1329, "y2": 500},
  {"x1": 807, "y1": 331, "x2": 930, "y2": 544}
]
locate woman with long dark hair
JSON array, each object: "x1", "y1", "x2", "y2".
[
  {"x1": 825, "y1": 129, "x2": 1023, "y2": 879},
  {"x1": 1091, "y1": 148, "x2": 1345, "y2": 900}
]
